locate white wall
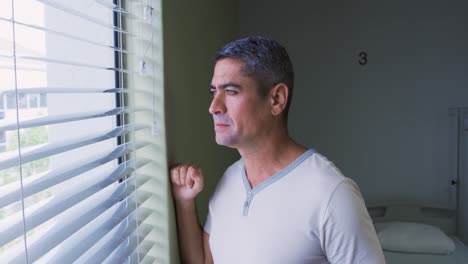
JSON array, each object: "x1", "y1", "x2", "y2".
[{"x1": 239, "y1": 0, "x2": 468, "y2": 209}]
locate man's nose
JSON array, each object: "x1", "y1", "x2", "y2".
[{"x1": 209, "y1": 93, "x2": 226, "y2": 115}]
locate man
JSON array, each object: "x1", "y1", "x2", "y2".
[{"x1": 170, "y1": 36, "x2": 385, "y2": 264}]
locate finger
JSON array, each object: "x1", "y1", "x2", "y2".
[
  {"x1": 192, "y1": 167, "x2": 204, "y2": 191},
  {"x1": 179, "y1": 164, "x2": 189, "y2": 187},
  {"x1": 186, "y1": 166, "x2": 193, "y2": 187},
  {"x1": 168, "y1": 162, "x2": 182, "y2": 171},
  {"x1": 186, "y1": 165, "x2": 198, "y2": 188},
  {"x1": 170, "y1": 167, "x2": 180, "y2": 185}
]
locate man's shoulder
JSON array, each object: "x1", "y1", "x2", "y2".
[
  {"x1": 298, "y1": 152, "x2": 346, "y2": 183},
  {"x1": 216, "y1": 158, "x2": 242, "y2": 181},
  {"x1": 225, "y1": 158, "x2": 243, "y2": 173},
  {"x1": 214, "y1": 159, "x2": 243, "y2": 187},
  {"x1": 208, "y1": 159, "x2": 244, "y2": 206}
]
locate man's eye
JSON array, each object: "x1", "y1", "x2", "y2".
[
  {"x1": 209, "y1": 89, "x2": 216, "y2": 96},
  {"x1": 226, "y1": 90, "x2": 238, "y2": 95}
]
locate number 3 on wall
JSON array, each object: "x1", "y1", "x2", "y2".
[{"x1": 359, "y1": 51, "x2": 368, "y2": 65}]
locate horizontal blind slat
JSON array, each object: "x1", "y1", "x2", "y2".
[
  {"x1": 141, "y1": 256, "x2": 156, "y2": 264},
  {"x1": 2, "y1": 181, "x2": 127, "y2": 263},
  {"x1": 0, "y1": 125, "x2": 149, "y2": 170},
  {"x1": 46, "y1": 206, "x2": 153, "y2": 263},
  {"x1": 0, "y1": 87, "x2": 125, "y2": 94},
  {"x1": 0, "y1": 17, "x2": 130, "y2": 54},
  {"x1": 93, "y1": 0, "x2": 133, "y2": 17},
  {"x1": 40, "y1": 202, "x2": 136, "y2": 263},
  {"x1": 17, "y1": 55, "x2": 129, "y2": 73},
  {"x1": 74, "y1": 220, "x2": 152, "y2": 264},
  {"x1": 102, "y1": 223, "x2": 154, "y2": 264},
  {"x1": 134, "y1": 240, "x2": 156, "y2": 264},
  {"x1": 1, "y1": 180, "x2": 151, "y2": 263},
  {"x1": 0, "y1": 108, "x2": 124, "y2": 132},
  {"x1": 0, "y1": 87, "x2": 150, "y2": 95},
  {"x1": 34, "y1": 0, "x2": 130, "y2": 34},
  {"x1": 30, "y1": 190, "x2": 151, "y2": 263},
  {"x1": 0, "y1": 162, "x2": 152, "y2": 237},
  {"x1": 0, "y1": 150, "x2": 150, "y2": 208},
  {"x1": 75, "y1": 220, "x2": 139, "y2": 264}
]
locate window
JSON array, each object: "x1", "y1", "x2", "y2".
[
  {"x1": 0, "y1": 93, "x2": 4, "y2": 152},
  {"x1": 6, "y1": 93, "x2": 16, "y2": 109},
  {"x1": 0, "y1": 130, "x2": 5, "y2": 152},
  {"x1": 28, "y1": 94, "x2": 39, "y2": 108},
  {"x1": 17, "y1": 93, "x2": 27, "y2": 109},
  {"x1": 0, "y1": 0, "x2": 167, "y2": 263},
  {"x1": 39, "y1": 93, "x2": 47, "y2": 108},
  {"x1": 0, "y1": 93, "x2": 4, "y2": 110}
]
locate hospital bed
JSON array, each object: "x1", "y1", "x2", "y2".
[
  {"x1": 368, "y1": 204, "x2": 468, "y2": 264},
  {"x1": 366, "y1": 107, "x2": 468, "y2": 263}
]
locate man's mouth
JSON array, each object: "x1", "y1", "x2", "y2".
[{"x1": 215, "y1": 123, "x2": 229, "y2": 127}]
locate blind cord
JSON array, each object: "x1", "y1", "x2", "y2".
[
  {"x1": 138, "y1": 0, "x2": 159, "y2": 136},
  {"x1": 11, "y1": 0, "x2": 30, "y2": 262},
  {"x1": 129, "y1": 0, "x2": 141, "y2": 262},
  {"x1": 148, "y1": 1, "x2": 159, "y2": 137}
]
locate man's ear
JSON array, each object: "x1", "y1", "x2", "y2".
[{"x1": 270, "y1": 83, "x2": 289, "y2": 116}]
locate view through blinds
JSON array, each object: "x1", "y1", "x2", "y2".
[{"x1": 0, "y1": 0, "x2": 166, "y2": 263}]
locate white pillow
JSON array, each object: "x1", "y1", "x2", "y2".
[{"x1": 374, "y1": 221, "x2": 455, "y2": 255}]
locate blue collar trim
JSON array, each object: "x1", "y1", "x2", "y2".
[{"x1": 241, "y1": 149, "x2": 315, "y2": 216}]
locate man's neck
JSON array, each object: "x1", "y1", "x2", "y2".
[{"x1": 239, "y1": 131, "x2": 307, "y2": 188}]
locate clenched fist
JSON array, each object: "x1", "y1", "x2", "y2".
[{"x1": 170, "y1": 163, "x2": 204, "y2": 202}]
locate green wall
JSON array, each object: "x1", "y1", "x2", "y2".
[{"x1": 162, "y1": 0, "x2": 240, "y2": 262}]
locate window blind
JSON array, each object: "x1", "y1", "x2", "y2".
[{"x1": 0, "y1": 0, "x2": 167, "y2": 263}]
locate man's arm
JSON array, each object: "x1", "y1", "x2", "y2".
[
  {"x1": 203, "y1": 232, "x2": 213, "y2": 263},
  {"x1": 321, "y1": 179, "x2": 385, "y2": 264},
  {"x1": 170, "y1": 164, "x2": 213, "y2": 264}
]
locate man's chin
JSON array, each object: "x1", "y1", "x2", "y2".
[{"x1": 215, "y1": 137, "x2": 237, "y2": 148}]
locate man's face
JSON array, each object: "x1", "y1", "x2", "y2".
[{"x1": 209, "y1": 58, "x2": 272, "y2": 148}]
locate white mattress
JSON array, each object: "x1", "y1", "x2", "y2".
[{"x1": 383, "y1": 237, "x2": 468, "y2": 264}]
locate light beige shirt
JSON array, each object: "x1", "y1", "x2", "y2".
[{"x1": 205, "y1": 150, "x2": 385, "y2": 264}]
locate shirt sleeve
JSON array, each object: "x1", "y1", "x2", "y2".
[{"x1": 320, "y1": 179, "x2": 386, "y2": 264}]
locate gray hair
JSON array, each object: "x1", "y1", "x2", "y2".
[{"x1": 214, "y1": 36, "x2": 294, "y2": 121}]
